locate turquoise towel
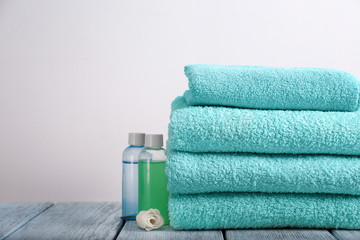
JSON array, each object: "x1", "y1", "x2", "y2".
[
  {"x1": 169, "y1": 192, "x2": 360, "y2": 229},
  {"x1": 184, "y1": 65, "x2": 360, "y2": 111},
  {"x1": 166, "y1": 151, "x2": 360, "y2": 195},
  {"x1": 167, "y1": 97, "x2": 360, "y2": 155}
]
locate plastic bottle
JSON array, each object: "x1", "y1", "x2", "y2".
[
  {"x1": 122, "y1": 133, "x2": 145, "y2": 220},
  {"x1": 138, "y1": 134, "x2": 169, "y2": 225}
]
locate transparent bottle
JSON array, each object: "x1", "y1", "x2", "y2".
[
  {"x1": 138, "y1": 134, "x2": 169, "y2": 225},
  {"x1": 122, "y1": 133, "x2": 145, "y2": 220}
]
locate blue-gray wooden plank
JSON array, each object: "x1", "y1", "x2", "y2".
[
  {"x1": 0, "y1": 202, "x2": 53, "y2": 240},
  {"x1": 225, "y1": 229, "x2": 336, "y2": 240},
  {"x1": 331, "y1": 230, "x2": 360, "y2": 240},
  {"x1": 6, "y1": 202, "x2": 123, "y2": 240},
  {"x1": 117, "y1": 221, "x2": 223, "y2": 240}
]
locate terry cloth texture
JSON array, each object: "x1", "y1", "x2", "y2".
[
  {"x1": 184, "y1": 65, "x2": 360, "y2": 111},
  {"x1": 167, "y1": 65, "x2": 360, "y2": 230},
  {"x1": 166, "y1": 151, "x2": 360, "y2": 195},
  {"x1": 169, "y1": 192, "x2": 360, "y2": 230},
  {"x1": 167, "y1": 96, "x2": 360, "y2": 155}
]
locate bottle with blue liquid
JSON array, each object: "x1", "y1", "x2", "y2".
[{"x1": 122, "y1": 133, "x2": 145, "y2": 219}]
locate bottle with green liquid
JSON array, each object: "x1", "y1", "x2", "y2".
[{"x1": 138, "y1": 134, "x2": 169, "y2": 225}]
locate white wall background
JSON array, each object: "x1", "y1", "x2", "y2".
[{"x1": 0, "y1": 0, "x2": 359, "y2": 201}]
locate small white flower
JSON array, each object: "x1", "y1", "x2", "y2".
[{"x1": 136, "y1": 209, "x2": 164, "y2": 231}]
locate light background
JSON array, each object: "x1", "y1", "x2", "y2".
[{"x1": 0, "y1": 0, "x2": 359, "y2": 201}]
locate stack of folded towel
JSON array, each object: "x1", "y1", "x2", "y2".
[{"x1": 166, "y1": 65, "x2": 360, "y2": 230}]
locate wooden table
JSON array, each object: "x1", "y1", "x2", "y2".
[{"x1": 0, "y1": 203, "x2": 358, "y2": 240}]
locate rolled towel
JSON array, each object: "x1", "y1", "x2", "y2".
[
  {"x1": 166, "y1": 151, "x2": 360, "y2": 195},
  {"x1": 184, "y1": 65, "x2": 360, "y2": 111},
  {"x1": 169, "y1": 192, "x2": 360, "y2": 229},
  {"x1": 167, "y1": 96, "x2": 360, "y2": 155}
]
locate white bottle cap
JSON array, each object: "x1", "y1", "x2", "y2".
[
  {"x1": 128, "y1": 133, "x2": 145, "y2": 146},
  {"x1": 145, "y1": 134, "x2": 163, "y2": 148}
]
